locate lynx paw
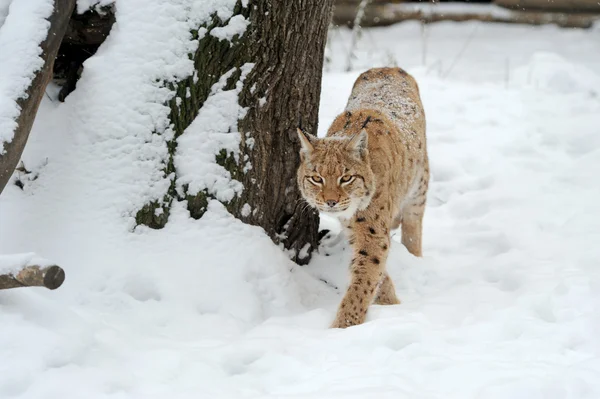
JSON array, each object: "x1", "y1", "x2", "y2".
[
  {"x1": 373, "y1": 290, "x2": 400, "y2": 305},
  {"x1": 373, "y1": 274, "x2": 401, "y2": 305},
  {"x1": 373, "y1": 295, "x2": 401, "y2": 305},
  {"x1": 330, "y1": 318, "x2": 357, "y2": 329},
  {"x1": 330, "y1": 309, "x2": 366, "y2": 329}
]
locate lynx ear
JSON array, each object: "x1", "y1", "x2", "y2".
[
  {"x1": 347, "y1": 129, "x2": 368, "y2": 157},
  {"x1": 296, "y1": 128, "x2": 315, "y2": 156}
]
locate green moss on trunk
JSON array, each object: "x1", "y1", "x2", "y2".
[{"x1": 135, "y1": 1, "x2": 249, "y2": 226}]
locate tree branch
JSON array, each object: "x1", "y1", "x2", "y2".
[
  {"x1": 0, "y1": 264, "x2": 65, "y2": 290},
  {"x1": 0, "y1": 0, "x2": 76, "y2": 195}
]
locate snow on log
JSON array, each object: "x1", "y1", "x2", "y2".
[
  {"x1": 333, "y1": 2, "x2": 599, "y2": 29},
  {"x1": 0, "y1": 0, "x2": 75, "y2": 195},
  {"x1": 494, "y1": 0, "x2": 600, "y2": 13},
  {"x1": 0, "y1": 253, "x2": 65, "y2": 290}
]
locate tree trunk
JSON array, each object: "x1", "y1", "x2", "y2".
[
  {"x1": 0, "y1": 265, "x2": 65, "y2": 290},
  {"x1": 136, "y1": 1, "x2": 333, "y2": 264},
  {"x1": 0, "y1": 0, "x2": 76, "y2": 195},
  {"x1": 54, "y1": 4, "x2": 115, "y2": 102}
]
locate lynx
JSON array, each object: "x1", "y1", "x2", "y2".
[{"x1": 296, "y1": 67, "x2": 429, "y2": 328}]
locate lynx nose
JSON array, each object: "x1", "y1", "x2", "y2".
[{"x1": 326, "y1": 200, "x2": 338, "y2": 208}]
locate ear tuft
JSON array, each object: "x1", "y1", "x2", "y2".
[
  {"x1": 347, "y1": 129, "x2": 368, "y2": 157},
  {"x1": 296, "y1": 128, "x2": 315, "y2": 156}
]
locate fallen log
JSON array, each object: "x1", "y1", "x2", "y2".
[
  {"x1": 0, "y1": 264, "x2": 65, "y2": 290},
  {"x1": 494, "y1": 0, "x2": 600, "y2": 13},
  {"x1": 333, "y1": 3, "x2": 599, "y2": 29}
]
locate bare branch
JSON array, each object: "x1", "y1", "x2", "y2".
[
  {"x1": 0, "y1": 265, "x2": 65, "y2": 290},
  {"x1": 0, "y1": 0, "x2": 76, "y2": 195}
]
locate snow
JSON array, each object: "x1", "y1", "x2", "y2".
[
  {"x1": 0, "y1": 0, "x2": 53, "y2": 154},
  {"x1": 175, "y1": 63, "x2": 254, "y2": 202},
  {"x1": 210, "y1": 14, "x2": 250, "y2": 41},
  {"x1": 0, "y1": 0, "x2": 11, "y2": 28},
  {"x1": 241, "y1": 203, "x2": 252, "y2": 217},
  {"x1": 385, "y1": 3, "x2": 514, "y2": 18},
  {"x1": 1, "y1": 12, "x2": 600, "y2": 399},
  {"x1": 190, "y1": 0, "x2": 239, "y2": 24},
  {"x1": 0, "y1": 253, "x2": 53, "y2": 275},
  {"x1": 76, "y1": 0, "x2": 114, "y2": 14},
  {"x1": 512, "y1": 52, "x2": 600, "y2": 94}
]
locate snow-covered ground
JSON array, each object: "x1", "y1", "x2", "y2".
[{"x1": 1, "y1": 11, "x2": 600, "y2": 399}]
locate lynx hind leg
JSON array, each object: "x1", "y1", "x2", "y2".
[
  {"x1": 400, "y1": 206, "x2": 422, "y2": 257},
  {"x1": 400, "y1": 163, "x2": 429, "y2": 257},
  {"x1": 390, "y1": 213, "x2": 402, "y2": 231},
  {"x1": 373, "y1": 272, "x2": 400, "y2": 305},
  {"x1": 401, "y1": 194, "x2": 427, "y2": 257}
]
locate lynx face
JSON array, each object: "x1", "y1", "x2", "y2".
[{"x1": 296, "y1": 129, "x2": 375, "y2": 219}]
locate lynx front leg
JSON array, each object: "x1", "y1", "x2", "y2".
[{"x1": 331, "y1": 212, "x2": 391, "y2": 328}]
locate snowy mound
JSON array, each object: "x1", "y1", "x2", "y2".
[{"x1": 513, "y1": 52, "x2": 600, "y2": 94}]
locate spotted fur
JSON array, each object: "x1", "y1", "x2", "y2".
[{"x1": 297, "y1": 67, "x2": 429, "y2": 328}]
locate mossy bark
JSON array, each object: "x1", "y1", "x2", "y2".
[
  {"x1": 134, "y1": 3, "x2": 250, "y2": 229},
  {"x1": 136, "y1": 0, "x2": 333, "y2": 264}
]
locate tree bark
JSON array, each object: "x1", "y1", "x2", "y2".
[
  {"x1": 136, "y1": 1, "x2": 333, "y2": 264},
  {"x1": 234, "y1": 1, "x2": 333, "y2": 264},
  {"x1": 0, "y1": 265, "x2": 65, "y2": 290},
  {"x1": 0, "y1": 0, "x2": 76, "y2": 195},
  {"x1": 54, "y1": 4, "x2": 115, "y2": 102}
]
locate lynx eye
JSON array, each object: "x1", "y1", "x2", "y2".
[
  {"x1": 340, "y1": 175, "x2": 354, "y2": 184},
  {"x1": 309, "y1": 175, "x2": 323, "y2": 184}
]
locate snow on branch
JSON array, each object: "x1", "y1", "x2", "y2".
[
  {"x1": 0, "y1": 0, "x2": 75, "y2": 195},
  {"x1": 0, "y1": 0, "x2": 54, "y2": 154}
]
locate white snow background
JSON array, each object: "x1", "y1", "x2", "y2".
[{"x1": 1, "y1": 0, "x2": 600, "y2": 397}]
